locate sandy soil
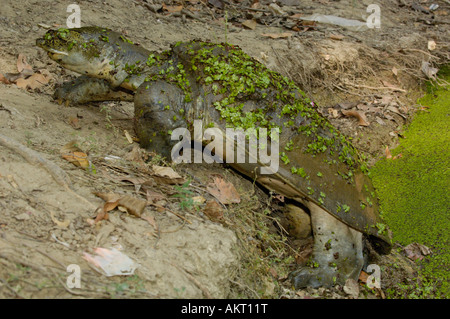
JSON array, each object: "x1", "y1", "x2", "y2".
[{"x1": 0, "y1": 0, "x2": 448, "y2": 298}]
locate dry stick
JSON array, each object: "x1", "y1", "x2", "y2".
[
  {"x1": 401, "y1": 48, "x2": 439, "y2": 59},
  {"x1": 148, "y1": 202, "x2": 192, "y2": 224},
  {"x1": 169, "y1": 262, "x2": 213, "y2": 299},
  {"x1": 344, "y1": 82, "x2": 407, "y2": 92},
  {"x1": 0, "y1": 277, "x2": 26, "y2": 299},
  {"x1": 0, "y1": 133, "x2": 96, "y2": 210}
]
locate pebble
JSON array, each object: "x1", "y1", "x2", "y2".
[{"x1": 15, "y1": 212, "x2": 31, "y2": 220}]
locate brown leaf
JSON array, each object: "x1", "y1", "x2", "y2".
[
  {"x1": 343, "y1": 278, "x2": 359, "y2": 298},
  {"x1": 329, "y1": 34, "x2": 345, "y2": 41},
  {"x1": 341, "y1": 109, "x2": 370, "y2": 126},
  {"x1": 16, "y1": 71, "x2": 51, "y2": 90},
  {"x1": 60, "y1": 141, "x2": 90, "y2": 168},
  {"x1": 118, "y1": 195, "x2": 147, "y2": 217},
  {"x1": 289, "y1": 13, "x2": 303, "y2": 19},
  {"x1": 359, "y1": 270, "x2": 369, "y2": 284},
  {"x1": 17, "y1": 53, "x2": 33, "y2": 73},
  {"x1": 68, "y1": 117, "x2": 81, "y2": 130},
  {"x1": 124, "y1": 144, "x2": 148, "y2": 164},
  {"x1": 151, "y1": 165, "x2": 185, "y2": 185},
  {"x1": 0, "y1": 73, "x2": 10, "y2": 84},
  {"x1": 261, "y1": 32, "x2": 293, "y2": 39},
  {"x1": 385, "y1": 146, "x2": 392, "y2": 159},
  {"x1": 206, "y1": 176, "x2": 240, "y2": 205},
  {"x1": 404, "y1": 243, "x2": 432, "y2": 261},
  {"x1": 93, "y1": 192, "x2": 147, "y2": 218},
  {"x1": 242, "y1": 19, "x2": 257, "y2": 30},
  {"x1": 162, "y1": 4, "x2": 183, "y2": 13},
  {"x1": 203, "y1": 200, "x2": 224, "y2": 222},
  {"x1": 392, "y1": 66, "x2": 398, "y2": 76}
]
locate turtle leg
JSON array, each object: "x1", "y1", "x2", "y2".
[
  {"x1": 54, "y1": 76, "x2": 133, "y2": 105},
  {"x1": 290, "y1": 202, "x2": 364, "y2": 288},
  {"x1": 134, "y1": 80, "x2": 188, "y2": 159}
]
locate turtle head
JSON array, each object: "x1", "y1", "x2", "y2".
[{"x1": 36, "y1": 27, "x2": 118, "y2": 79}]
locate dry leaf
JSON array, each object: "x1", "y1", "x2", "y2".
[
  {"x1": 359, "y1": 270, "x2": 369, "y2": 284},
  {"x1": 261, "y1": 32, "x2": 292, "y2": 39},
  {"x1": 206, "y1": 176, "x2": 241, "y2": 205},
  {"x1": 118, "y1": 195, "x2": 147, "y2": 217},
  {"x1": 68, "y1": 117, "x2": 81, "y2": 130},
  {"x1": 60, "y1": 141, "x2": 90, "y2": 168},
  {"x1": 0, "y1": 73, "x2": 10, "y2": 84},
  {"x1": 203, "y1": 200, "x2": 224, "y2": 221},
  {"x1": 343, "y1": 278, "x2": 359, "y2": 298},
  {"x1": 123, "y1": 144, "x2": 147, "y2": 164},
  {"x1": 17, "y1": 53, "x2": 33, "y2": 73},
  {"x1": 151, "y1": 165, "x2": 185, "y2": 184},
  {"x1": 16, "y1": 71, "x2": 51, "y2": 90},
  {"x1": 341, "y1": 110, "x2": 370, "y2": 126},
  {"x1": 162, "y1": 4, "x2": 183, "y2": 13},
  {"x1": 329, "y1": 34, "x2": 344, "y2": 41},
  {"x1": 93, "y1": 192, "x2": 147, "y2": 218},
  {"x1": 404, "y1": 243, "x2": 432, "y2": 261},
  {"x1": 289, "y1": 13, "x2": 303, "y2": 19},
  {"x1": 192, "y1": 195, "x2": 206, "y2": 204},
  {"x1": 385, "y1": 146, "x2": 392, "y2": 159},
  {"x1": 242, "y1": 19, "x2": 257, "y2": 30},
  {"x1": 392, "y1": 66, "x2": 398, "y2": 76}
]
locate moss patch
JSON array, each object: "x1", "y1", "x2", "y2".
[{"x1": 371, "y1": 67, "x2": 450, "y2": 298}]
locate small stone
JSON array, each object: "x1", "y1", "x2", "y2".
[
  {"x1": 343, "y1": 278, "x2": 359, "y2": 298},
  {"x1": 285, "y1": 204, "x2": 311, "y2": 239},
  {"x1": 15, "y1": 213, "x2": 31, "y2": 220}
]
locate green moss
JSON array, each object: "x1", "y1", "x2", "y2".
[{"x1": 371, "y1": 66, "x2": 450, "y2": 298}]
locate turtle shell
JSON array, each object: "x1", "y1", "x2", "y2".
[{"x1": 133, "y1": 41, "x2": 392, "y2": 254}]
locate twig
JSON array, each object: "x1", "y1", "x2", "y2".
[
  {"x1": 0, "y1": 133, "x2": 72, "y2": 189},
  {"x1": 401, "y1": 48, "x2": 439, "y2": 59},
  {"x1": 228, "y1": 278, "x2": 260, "y2": 298},
  {"x1": 344, "y1": 82, "x2": 407, "y2": 92},
  {"x1": 0, "y1": 277, "x2": 26, "y2": 299},
  {"x1": 0, "y1": 133, "x2": 97, "y2": 210},
  {"x1": 170, "y1": 262, "x2": 213, "y2": 299},
  {"x1": 148, "y1": 202, "x2": 192, "y2": 224}
]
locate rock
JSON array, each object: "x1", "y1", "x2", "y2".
[
  {"x1": 343, "y1": 278, "x2": 359, "y2": 298},
  {"x1": 285, "y1": 204, "x2": 311, "y2": 239}
]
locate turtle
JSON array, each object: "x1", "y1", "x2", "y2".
[{"x1": 36, "y1": 26, "x2": 392, "y2": 288}]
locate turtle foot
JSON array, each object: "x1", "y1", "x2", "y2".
[{"x1": 289, "y1": 266, "x2": 337, "y2": 289}]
